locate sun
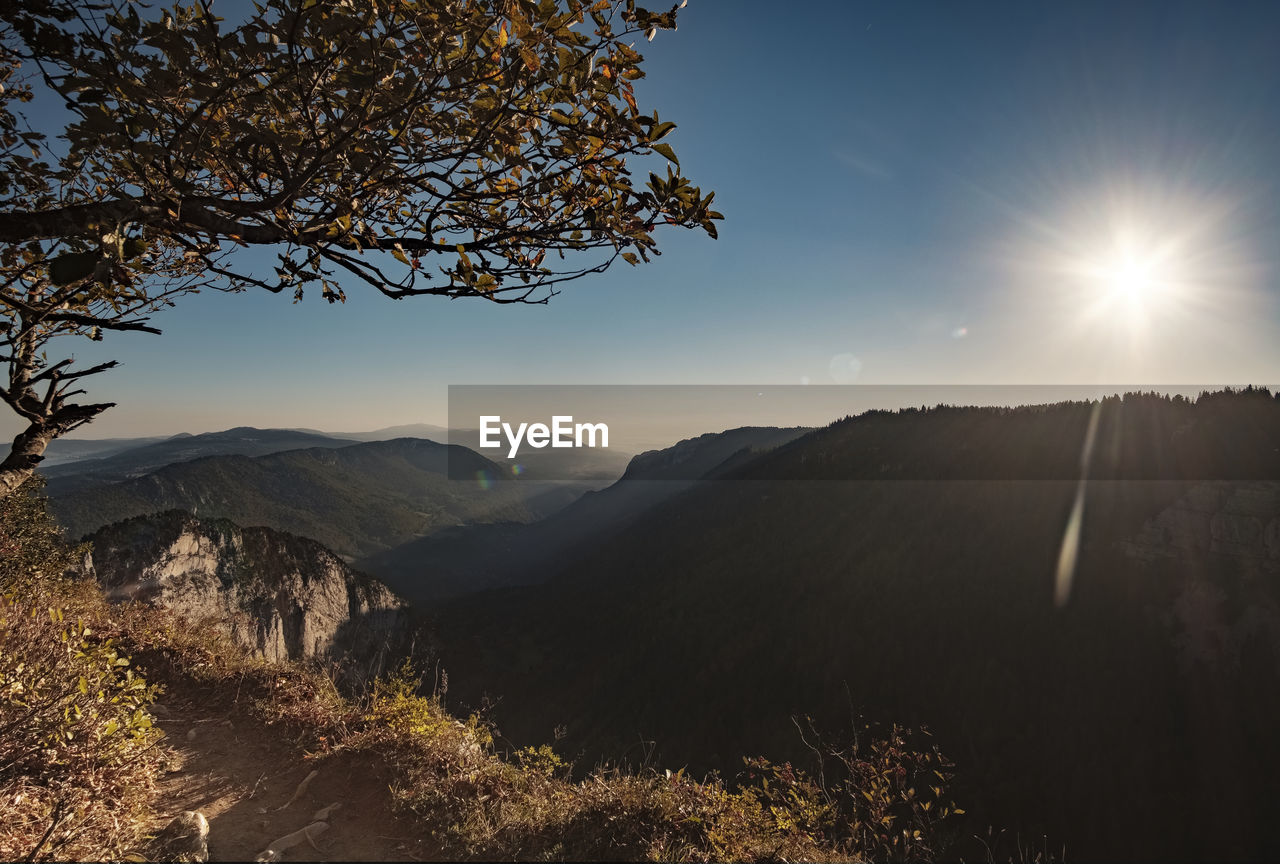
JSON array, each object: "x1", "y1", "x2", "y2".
[
  {"x1": 1099, "y1": 250, "x2": 1167, "y2": 309},
  {"x1": 1077, "y1": 235, "x2": 1178, "y2": 324},
  {"x1": 999, "y1": 180, "x2": 1260, "y2": 373}
]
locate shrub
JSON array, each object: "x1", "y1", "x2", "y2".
[
  {"x1": 345, "y1": 664, "x2": 962, "y2": 861},
  {"x1": 0, "y1": 481, "x2": 162, "y2": 861},
  {"x1": 744, "y1": 718, "x2": 964, "y2": 861}
]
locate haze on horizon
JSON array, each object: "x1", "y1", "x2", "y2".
[{"x1": 8, "y1": 0, "x2": 1279, "y2": 441}]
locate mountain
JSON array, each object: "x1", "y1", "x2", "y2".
[
  {"x1": 326, "y1": 423, "x2": 451, "y2": 442},
  {"x1": 86, "y1": 511, "x2": 411, "y2": 675},
  {"x1": 431, "y1": 390, "x2": 1280, "y2": 862},
  {"x1": 48, "y1": 438, "x2": 566, "y2": 560},
  {"x1": 363, "y1": 426, "x2": 811, "y2": 602},
  {"x1": 39, "y1": 422, "x2": 632, "y2": 502},
  {"x1": 442, "y1": 426, "x2": 635, "y2": 487},
  {"x1": 323, "y1": 423, "x2": 633, "y2": 484},
  {"x1": 41, "y1": 427, "x2": 358, "y2": 493},
  {"x1": 37, "y1": 435, "x2": 171, "y2": 467}
]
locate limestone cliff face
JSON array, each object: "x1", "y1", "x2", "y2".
[
  {"x1": 85, "y1": 510, "x2": 407, "y2": 666},
  {"x1": 1123, "y1": 483, "x2": 1280, "y2": 668},
  {"x1": 1123, "y1": 483, "x2": 1280, "y2": 569}
]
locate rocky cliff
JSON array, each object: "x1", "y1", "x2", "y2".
[
  {"x1": 85, "y1": 511, "x2": 409, "y2": 669},
  {"x1": 1123, "y1": 483, "x2": 1280, "y2": 569},
  {"x1": 1123, "y1": 482, "x2": 1280, "y2": 668}
]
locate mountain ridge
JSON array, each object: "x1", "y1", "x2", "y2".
[{"x1": 41, "y1": 426, "x2": 360, "y2": 492}]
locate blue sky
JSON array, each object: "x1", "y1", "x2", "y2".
[{"x1": 14, "y1": 0, "x2": 1280, "y2": 438}]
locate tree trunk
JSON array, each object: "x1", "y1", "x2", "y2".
[
  {"x1": 0, "y1": 403, "x2": 112, "y2": 501},
  {"x1": 0, "y1": 422, "x2": 59, "y2": 499}
]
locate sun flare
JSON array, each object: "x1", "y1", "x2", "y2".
[
  {"x1": 1068, "y1": 224, "x2": 1188, "y2": 329},
  {"x1": 1095, "y1": 248, "x2": 1169, "y2": 311},
  {"x1": 1003, "y1": 180, "x2": 1258, "y2": 358}
]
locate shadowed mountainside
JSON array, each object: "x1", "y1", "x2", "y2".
[
  {"x1": 433, "y1": 389, "x2": 1280, "y2": 862},
  {"x1": 364, "y1": 426, "x2": 811, "y2": 601}
]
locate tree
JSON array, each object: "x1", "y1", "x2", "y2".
[{"x1": 0, "y1": 0, "x2": 720, "y2": 498}]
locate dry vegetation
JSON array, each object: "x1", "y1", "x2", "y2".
[
  {"x1": 0, "y1": 482, "x2": 163, "y2": 861},
  {"x1": 2, "y1": 481, "x2": 965, "y2": 862}
]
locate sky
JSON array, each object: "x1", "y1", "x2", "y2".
[{"x1": 9, "y1": 0, "x2": 1280, "y2": 439}]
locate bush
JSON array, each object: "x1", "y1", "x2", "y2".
[
  {"x1": 0, "y1": 481, "x2": 162, "y2": 861},
  {"x1": 345, "y1": 664, "x2": 963, "y2": 861},
  {"x1": 740, "y1": 718, "x2": 964, "y2": 861}
]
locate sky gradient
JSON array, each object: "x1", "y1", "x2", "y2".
[{"x1": 10, "y1": 0, "x2": 1280, "y2": 438}]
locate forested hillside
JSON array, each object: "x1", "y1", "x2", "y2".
[{"x1": 434, "y1": 390, "x2": 1280, "y2": 862}]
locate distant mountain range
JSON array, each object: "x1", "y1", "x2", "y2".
[
  {"x1": 42, "y1": 421, "x2": 631, "y2": 494},
  {"x1": 431, "y1": 389, "x2": 1280, "y2": 862},
  {"x1": 326, "y1": 423, "x2": 451, "y2": 442},
  {"x1": 41, "y1": 427, "x2": 359, "y2": 493},
  {"x1": 39, "y1": 423, "x2": 455, "y2": 478},
  {"x1": 39, "y1": 420, "x2": 635, "y2": 566},
  {"x1": 38, "y1": 435, "x2": 172, "y2": 467},
  {"x1": 47, "y1": 438, "x2": 579, "y2": 561}
]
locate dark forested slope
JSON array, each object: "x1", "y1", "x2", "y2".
[{"x1": 435, "y1": 390, "x2": 1280, "y2": 862}]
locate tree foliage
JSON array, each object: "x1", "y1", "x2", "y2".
[{"x1": 0, "y1": 0, "x2": 720, "y2": 496}]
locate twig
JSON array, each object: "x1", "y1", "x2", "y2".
[
  {"x1": 253, "y1": 821, "x2": 328, "y2": 862},
  {"x1": 272, "y1": 768, "x2": 318, "y2": 812},
  {"x1": 311, "y1": 801, "x2": 342, "y2": 821},
  {"x1": 22, "y1": 796, "x2": 68, "y2": 863}
]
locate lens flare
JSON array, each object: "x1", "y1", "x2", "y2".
[{"x1": 1080, "y1": 237, "x2": 1176, "y2": 323}]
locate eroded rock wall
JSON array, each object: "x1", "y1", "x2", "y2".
[{"x1": 86, "y1": 511, "x2": 407, "y2": 666}]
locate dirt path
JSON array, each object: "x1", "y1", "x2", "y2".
[{"x1": 149, "y1": 681, "x2": 433, "y2": 862}]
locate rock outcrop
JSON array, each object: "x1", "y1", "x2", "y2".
[
  {"x1": 1123, "y1": 483, "x2": 1280, "y2": 569},
  {"x1": 1123, "y1": 483, "x2": 1280, "y2": 669},
  {"x1": 85, "y1": 511, "x2": 409, "y2": 668}
]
